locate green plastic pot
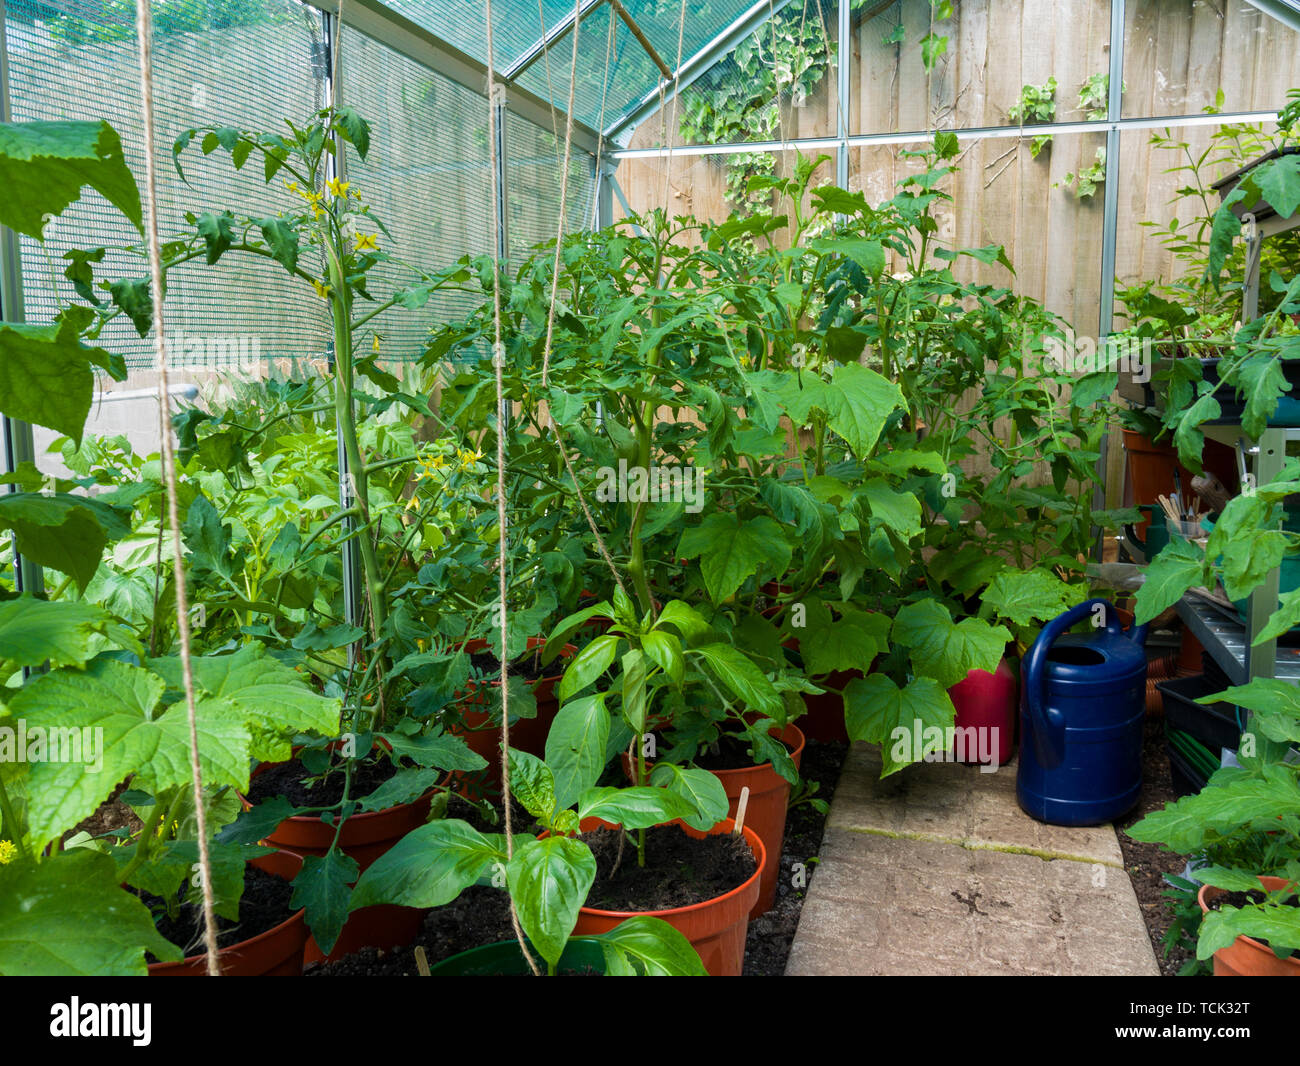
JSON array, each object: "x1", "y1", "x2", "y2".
[{"x1": 426, "y1": 938, "x2": 607, "y2": 976}]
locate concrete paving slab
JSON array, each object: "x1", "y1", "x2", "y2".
[{"x1": 785, "y1": 742, "x2": 1158, "y2": 976}]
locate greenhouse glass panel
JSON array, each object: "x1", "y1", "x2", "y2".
[
  {"x1": 851, "y1": 0, "x2": 1112, "y2": 136},
  {"x1": 341, "y1": 23, "x2": 495, "y2": 362},
  {"x1": 5, "y1": 0, "x2": 330, "y2": 377},
  {"x1": 1123, "y1": 0, "x2": 1300, "y2": 118},
  {"x1": 506, "y1": 110, "x2": 596, "y2": 261}
]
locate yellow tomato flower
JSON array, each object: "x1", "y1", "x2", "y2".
[
  {"x1": 326, "y1": 178, "x2": 351, "y2": 198},
  {"x1": 355, "y1": 233, "x2": 378, "y2": 252},
  {"x1": 313, "y1": 279, "x2": 332, "y2": 301},
  {"x1": 371, "y1": 333, "x2": 382, "y2": 353},
  {"x1": 0, "y1": 840, "x2": 16, "y2": 864},
  {"x1": 405, "y1": 493, "x2": 421, "y2": 512},
  {"x1": 458, "y1": 448, "x2": 482, "y2": 469}
]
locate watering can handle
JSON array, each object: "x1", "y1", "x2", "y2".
[
  {"x1": 1122, "y1": 522, "x2": 1146, "y2": 564},
  {"x1": 1024, "y1": 599, "x2": 1129, "y2": 762}
]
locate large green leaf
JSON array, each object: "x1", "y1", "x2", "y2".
[
  {"x1": 824, "y1": 363, "x2": 905, "y2": 457},
  {"x1": 594, "y1": 915, "x2": 708, "y2": 975},
  {"x1": 379, "y1": 732, "x2": 487, "y2": 772},
  {"x1": 350, "y1": 820, "x2": 506, "y2": 910},
  {"x1": 1256, "y1": 588, "x2": 1300, "y2": 646},
  {"x1": 292, "y1": 850, "x2": 360, "y2": 955},
  {"x1": 1197, "y1": 898, "x2": 1300, "y2": 960},
  {"x1": 678, "y1": 513, "x2": 792, "y2": 605},
  {"x1": 844, "y1": 673, "x2": 956, "y2": 776},
  {"x1": 0, "y1": 120, "x2": 142, "y2": 238},
  {"x1": 1127, "y1": 766, "x2": 1300, "y2": 852},
  {"x1": 0, "y1": 492, "x2": 128, "y2": 591},
  {"x1": 0, "y1": 851, "x2": 180, "y2": 975},
  {"x1": 1135, "y1": 536, "x2": 1206, "y2": 624},
  {"x1": 11, "y1": 659, "x2": 250, "y2": 848},
  {"x1": 507, "y1": 747, "x2": 558, "y2": 824},
  {"x1": 858, "y1": 478, "x2": 922, "y2": 538},
  {"x1": 891, "y1": 599, "x2": 1010, "y2": 688},
  {"x1": 979, "y1": 567, "x2": 1086, "y2": 628},
  {"x1": 809, "y1": 237, "x2": 885, "y2": 278},
  {"x1": 798, "y1": 602, "x2": 890, "y2": 676},
  {"x1": 507, "y1": 836, "x2": 596, "y2": 971},
  {"x1": 0, "y1": 596, "x2": 114, "y2": 669},
  {"x1": 691, "y1": 642, "x2": 782, "y2": 716},
  {"x1": 1198, "y1": 679, "x2": 1300, "y2": 745},
  {"x1": 544, "y1": 694, "x2": 611, "y2": 810},
  {"x1": 649, "y1": 763, "x2": 729, "y2": 831},
  {"x1": 149, "y1": 645, "x2": 340, "y2": 763},
  {"x1": 0, "y1": 316, "x2": 119, "y2": 445},
  {"x1": 576, "y1": 785, "x2": 698, "y2": 829},
  {"x1": 557, "y1": 633, "x2": 619, "y2": 702}
]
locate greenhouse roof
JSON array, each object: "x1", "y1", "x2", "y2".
[{"x1": 308, "y1": 0, "x2": 792, "y2": 150}]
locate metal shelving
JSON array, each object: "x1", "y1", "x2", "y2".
[{"x1": 1175, "y1": 595, "x2": 1300, "y2": 686}]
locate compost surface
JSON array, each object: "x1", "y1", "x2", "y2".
[
  {"x1": 146, "y1": 865, "x2": 295, "y2": 960},
  {"x1": 246, "y1": 754, "x2": 399, "y2": 807},
  {"x1": 581, "y1": 824, "x2": 756, "y2": 912}
]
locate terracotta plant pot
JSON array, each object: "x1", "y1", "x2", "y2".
[
  {"x1": 148, "y1": 849, "x2": 309, "y2": 976},
  {"x1": 426, "y1": 937, "x2": 608, "y2": 976},
  {"x1": 1197, "y1": 876, "x2": 1300, "y2": 976},
  {"x1": 707, "y1": 724, "x2": 804, "y2": 917},
  {"x1": 624, "y1": 723, "x2": 803, "y2": 918},
  {"x1": 565, "y1": 816, "x2": 764, "y2": 977},
  {"x1": 248, "y1": 760, "x2": 442, "y2": 964},
  {"x1": 451, "y1": 636, "x2": 575, "y2": 798}
]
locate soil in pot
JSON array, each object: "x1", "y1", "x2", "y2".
[
  {"x1": 569, "y1": 817, "x2": 763, "y2": 976},
  {"x1": 144, "y1": 866, "x2": 294, "y2": 962},
  {"x1": 582, "y1": 824, "x2": 757, "y2": 913},
  {"x1": 245, "y1": 753, "x2": 398, "y2": 808},
  {"x1": 144, "y1": 851, "x2": 309, "y2": 976}
]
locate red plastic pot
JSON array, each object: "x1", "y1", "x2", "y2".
[
  {"x1": 247, "y1": 759, "x2": 443, "y2": 964},
  {"x1": 947, "y1": 657, "x2": 1017, "y2": 767},
  {"x1": 624, "y1": 723, "x2": 803, "y2": 918},
  {"x1": 148, "y1": 849, "x2": 309, "y2": 976},
  {"x1": 563, "y1": 817, "x2": 764, "y2": 977},
  {"x1": 1197, "y1": 876, "x2": 1300, "y2": 976}
]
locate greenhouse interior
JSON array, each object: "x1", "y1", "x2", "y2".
[{"x1": 1, "y1": 0, "x2": 1300, "y2": 995}]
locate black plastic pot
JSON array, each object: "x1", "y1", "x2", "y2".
[{"x1": 1156, "y1": 673, "x2": 1243, "y2": 754}]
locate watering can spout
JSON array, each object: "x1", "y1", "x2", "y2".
[{"x1": 1128, "y1": 622, "x2": 1148, "y2": 646}]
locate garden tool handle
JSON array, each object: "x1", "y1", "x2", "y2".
[{"x1": 1024, "y1": 598, "x2": 1121, "y2": 763}]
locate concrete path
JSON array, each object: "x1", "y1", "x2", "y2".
[{"x1": 785, "y1": 744, "x2": 1160, "y2": 976}]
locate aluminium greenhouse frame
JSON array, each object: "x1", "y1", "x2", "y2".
[{"x1": 2, "y1": 0, "x2": 1299, "y2": 602}]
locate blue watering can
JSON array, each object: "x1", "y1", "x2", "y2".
[{"x1": 1017, "y1": 598, "x2": 1148, "y2": 827}]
